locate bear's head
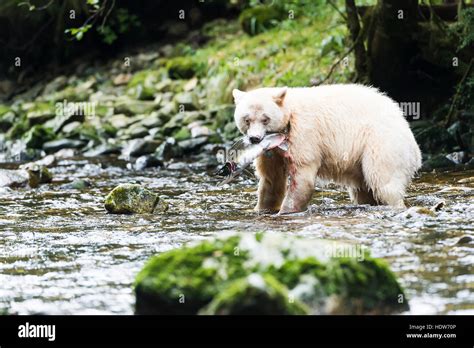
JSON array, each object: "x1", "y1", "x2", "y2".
[{"x1": 232, "y1": 87, "x2": 289, "y2": 144}]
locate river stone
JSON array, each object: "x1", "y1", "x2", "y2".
[
  {"x1": 134, "y1": 155, "x2": 163, "y2": 170},
  {"x1": 174, "y1": 92, "x2": 200, "y2": 111},
  {"x1": 83, "y1": 143, "x2": 121, "y2": 157},
  {"x1": 134, "y1": 233, "x2": 408, "y2": 315},
  {"x1": 154, "y1": 138, "x2": 183, "y2": 161},
  {"x1": 60, "y1": 179, "x2": 91, "y2": 190},
  {"x1": 104, "y1": 184, "x2": 168, "y2": 214},
  {"x1": 0, "y1": 166, "x2": 52, "y2": 188},
  {"x1": 178, "y1": 137, "x2": 208, "y2": 152},
  {"x1": 43, "y1": 139, "x2": 86, "y2": 153},
  {"x1": 122, "y1": 139, "x2": 161, "y2": 158},
  {"x1": 23, "y1": 125, "x2": 55, "y2": 149}
]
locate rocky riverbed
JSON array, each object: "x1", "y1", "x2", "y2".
[{"x1": 0, "y1": 153, "x2": 472, "y2": 314}]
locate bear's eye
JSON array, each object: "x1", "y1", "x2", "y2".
[
  {"x1": 262, "y1": 115, "x2": 270, "y2": 125},
  {"x1": 244, "y1": 118, "x2": 250, "y2": 126}
]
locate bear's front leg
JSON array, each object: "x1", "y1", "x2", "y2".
[
  {"x1": 254, "y1": 152, "x2": 287, "y2": 213},
  {"x1": 278, "y1": 164, "x2": 317, "y2": 214}
]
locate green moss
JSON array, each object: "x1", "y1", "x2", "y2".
[
  {"x1": 135, "y1": 236, "x2": 247, "y2": 314},
  {"x1": 104, "y1": 184, "x2": 167, "y2": 214},
  {"x1": 200, "y1": 274, "x2": 310, "y2": 315},
  {"x1": 173, "y1": 127, "x2": 191, "y2": 141},
  {"x1": 22, "y1": 125, "x2": 55, "y2": 149},
  {"x1": 166, "y1": 57, "x2": 204, "y2": 80},
  {"x1": 135, "y1": 233, "x2": 408, "y2": 315}
]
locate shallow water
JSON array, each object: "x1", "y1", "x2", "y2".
[{"x1": 0, "y1": 156, "x2": 473, "y2": 314}]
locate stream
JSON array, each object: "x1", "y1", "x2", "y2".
[{"x1": 0, "y1": 155, "x2": 473, "y2": 314}]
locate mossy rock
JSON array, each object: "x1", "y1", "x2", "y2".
[
  {"x1": 0, "y1": 108, "x2": 15, "y2": 132},
  {"x1": 104, "y1": 184, "x2": 168, "y2": 214},
  {"x1": 135, "y1": 233, "x2": 408, "y2": 315},
  {"x1": 239, "y1": 5, "x2": 286, "y2": 36},
  {"x1": 199, "y1": 274, "x2": 310, "y2": 315},
  {"x1": 166, "y1": 57, "x2": 201, "y2": 80},
  {"x1": 25, "y1": 102, "x2": 56, "y2": 125},
  {"x1": 22, "y1": 125, "x2": 55, "y2": 149},
  {"x1": 173, "y1": 127, "x2": 191, "y2": 141}
]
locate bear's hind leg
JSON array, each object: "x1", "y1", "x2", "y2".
[
  {"x1": 255, "y1": 153, "x2": 287, "y2": 213},
  {"x1": 361, "y1": 153, "x2": 407, "y2": 208}
]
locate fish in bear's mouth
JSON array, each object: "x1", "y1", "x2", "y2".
[{"x1": 215, "y1": 133, "x2": 289, "y2": 185}]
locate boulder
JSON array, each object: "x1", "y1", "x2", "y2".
[
  {"x1": 135, "y1": 233, "x2": 408, "y2": 315},
  {"x1": 104, "y1": 184, "x2": 168, "y2": 214},
  {"x1": 0, "y1": 165, "x2": 52, "y2": 188},
  {"x1": 43, "y1": 139, "x2": 86, "y2": 153}
]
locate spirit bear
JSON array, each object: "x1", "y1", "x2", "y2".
[{"x1": 232, "y1": 84, "x2": 422, "y2": 214}]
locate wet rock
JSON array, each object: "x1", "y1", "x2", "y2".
[
  {"x1": 162, "y1": 113, "x2": 185, "y2": 136},
  {"x1": 83, "y1": 143, "x2": 120, "y2": 157},
  {"x1": 0, "y1": 106, "x2": 15, "y2": 132},
  {"x1": 397, "y1": 207, "x2": 436, "y2": 219},
  {"x1": 421, "y1": 154, "x2": 457, "y2": 171},
  {"x1": 190, "y1": 124, "x2": 211, "y2": 138},
  {"x1": 135, "y1": 233, "x2": 408, "y2": 315},
  {"x1": 174, "y1": 92, "x2": 200, "y2": 111},
  {"x1": 122, "y1": 139, "x2": 161, "y2": 158},
  {"x1": 104, "y1": 184, "x2": 168, "y2": 214},
  {"x1": 113, "y1": 73, "x2": 132, "y2": 86},
  {"x1": 0, "y1": 165, "x2": 52, "y2": 188},
  {"x1": 0, "y1": 169, "x2": 30, "y2": 188},
  {"x1": 114, "y1": 99, "x2": 157, "y2": 116},
  {"x1": 20, "y1": 154, "x2": 56, "y2": 168},
  {"x1": 43, "y1": 139, "x2": 86, "y2": 153},
  {"x1": 43, "y1": 76, "x2": 68, "y2": 95},
  {"x1": 140, "y1": 112, "x2": 164, "y2": 129},
  {"x1": 60, "y1": 179, "x2": 91, "y2": 190},
  {"x1": 456, "y1": 236, "x2": 473, "y2": 245},
  {"x1": 25, "y1": 102, "x2": 56, "y2": 125},
  {"x1": 166, "y1": 162, "x2": 190, "y2": 171},
  {"x1": 445, "y1": 151, "x2": 467, "y2": 165},
  {"x1": 178, "y1": 137, "x2": 208, "y2": 152},
  {"x1": 123, "y1": 123, "x2": 149, "y2": 139},
  {"x1": 154, "y1": 138, "x2": 183, "y2": 162},
  {"x1": 108, "y1": 114, "x2": 134, "y2": 129},
  {"x1": 134, "y1": 155, "x2": 163, "y2": 170},
  {"x1": 457, "y1": 177, "x2": 474, "y2": 184},
  {"x1": 55, "y1": 148, "x2": 79, "y2": 158},
  {"x1": 22, "y1": 125, "x2": 55, "y2": 149}
]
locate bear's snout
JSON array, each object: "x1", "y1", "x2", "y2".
[{"x1": 249, "y1": 136, "x2": 262, "y2": 144}]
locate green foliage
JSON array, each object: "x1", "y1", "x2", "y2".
[
  {"x1": 166, "y1": 57, "x2": 205, "y2": 79},
  {"x1": 449, "y1": 8, "x2": 474, "y2": 51},
  {"x1": 239, "y1": 5, "x2": 286, "y2": 36}
]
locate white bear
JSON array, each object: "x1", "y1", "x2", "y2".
[{"x1": 232, "y1": 84, "x2": 422, "y2": 214}]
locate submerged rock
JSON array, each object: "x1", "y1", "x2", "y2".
[
  {"x1": 0, "y1": 165, "x2": 52, "y2": 188},
  {"x1": 135, "y1": 233, "x2": 408, "y2": 315},
  {"x1": 104, "y1": 184, "x2": 168, "y2": 214}
]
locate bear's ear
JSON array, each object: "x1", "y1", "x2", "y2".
[
  {"x1": 273, "y1": 87, "x2": 287, "y2": 106},
  {"x1": 232, "y1": 89, "x2": 246, "y2": 104}
]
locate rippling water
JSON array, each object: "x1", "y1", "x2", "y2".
[{"x1": 0, "y1": 156, "x2": 473, "y2": 314}]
